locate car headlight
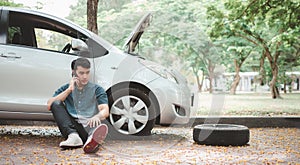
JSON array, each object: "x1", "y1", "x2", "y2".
[{"x1": 139, "y1": 59, "x2": 178, "y2": 84}]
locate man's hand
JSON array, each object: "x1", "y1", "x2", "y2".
[
  {"x1": 87, "y1": 115, "x2": 101, "y2": 127},
  {"x1": 87, "y1": 104, "x2": 109, "y2": 127},
  {"x1": 47, "y1": 98, "x2": 55, "y2": 111},
  {"x1": 68, "y1": 77, "x2": 79, "y2": 91}
]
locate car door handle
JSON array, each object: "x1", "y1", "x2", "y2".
[{"x1": 0, "y1": 53, "x2": 21, "y2": 59}]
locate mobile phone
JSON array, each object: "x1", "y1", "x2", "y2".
[
  {"x1": 71, "y1": 72, "x2": 78, "y2": 87},
  {"x1": 72, "y1": 72, "x2": 78, "y2": 77}
]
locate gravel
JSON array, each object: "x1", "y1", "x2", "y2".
[
  {"x1": 0, "y1": 125, "x2": 299, "y2": 164},
  {"x1": 0, "y1": 125, "x2": 61, "y2": 136}
]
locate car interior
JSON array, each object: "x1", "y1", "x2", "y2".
[
  {"x1": 7, "y1": 11, "x2": 84, "y2": 51},
  {"x1": 5, "y1": 10, "x2": 109, "y2": 58}
]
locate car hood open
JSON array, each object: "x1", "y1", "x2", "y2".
[{"x1": 123, "y1": 12, "x2": 152, "y2": 54}]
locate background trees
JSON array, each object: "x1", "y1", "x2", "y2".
[
  {"x1": 1, "y1": 0, "x2": 22, "y2": 7},
  {"x1": 9, "y1": 0, "x2": 300, "y2": 98},
  {"x1": 206, "y1": 0, "x2": 300, "y2": 98}
]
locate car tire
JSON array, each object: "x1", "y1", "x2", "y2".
[
  {"x1": 193, "y1": 124, "x2": 250, "y2": 146},
  {"x1": 106, "y1": 87, "x2": 156, "y2": 139}
]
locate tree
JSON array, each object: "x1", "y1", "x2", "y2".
[
  {"x1": 186, "y1": 40, "x2": 221, "y2": 93},
  {"x1": 67, "y1": 0, "x2": 300, "y2": 96},
  {"x1": 87, "y1": 0, "x2": 99, "y2": 34},
  {"x1": 207, "y1": 0, "x2": 300, "y2": 98},
  {"x1": 0, "y1": 0, "x2": 23, "y2": 7},
  {"x1": 91, "y1": 0, "x2": 222, "y2": 92},
  {"x1": 68, "y1": 0, "x2": 133, "y2": 29},
  {"x1": 226, "y1": 41, "x2": 253, "y2": 94}
]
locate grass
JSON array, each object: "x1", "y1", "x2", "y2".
[{"x1": 194, "y1": 92, "x2": 300, "y2": 116}]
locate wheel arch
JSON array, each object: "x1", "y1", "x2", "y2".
[{"x1": 106, "y1": 81, "x2": 161, "y2": 124}]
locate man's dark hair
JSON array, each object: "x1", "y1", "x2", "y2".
[
  {"x1": 71, "y1": 59, "x2": 76, "y2": 70},
  {"x1": 74, "y1": 58, "x2": 91, "y2": 70}
]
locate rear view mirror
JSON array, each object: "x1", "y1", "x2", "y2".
[{"x1": 71, "y1": 38, "x2": 89, "y2": 52}]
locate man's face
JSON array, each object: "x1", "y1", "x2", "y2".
[{"x1": 74, "y1": 66, "x2": 90, "y2": 86}]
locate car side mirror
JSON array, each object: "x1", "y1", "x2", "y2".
[{"x1": 71, "y1": 38, "x2": 89, "y2": 52}]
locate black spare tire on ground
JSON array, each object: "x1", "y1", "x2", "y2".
[{"x1": 193, "y1": 124, "x2": 250, "y2": 146}]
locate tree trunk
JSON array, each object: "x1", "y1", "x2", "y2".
[
  {"x1": 283, "y1": 81, "x2": 287, "y2": 93},
  {"x1": 259, "y1": 51, "x2": 266, "y2": 85},
  {"x1": 195, "y1": 73, "x2": 201, "y2": 92},
  {"x1": 199, "y1": 71, "x2": 204, "y2": 92},
  {"x1": 230, "y1": 59, "x2": 241, "y2": 95},
  {"x1": 283, "y1": 72, "x2": 287, "y2": 94},
  {"x1": 196, "y1": 72, "x2": 205, "y2": 92},
  {"x1": 87, "y1": 0, "x2": 99, "y2": 34},
  {"x1": 269, "y1": 65, "x2": 280, "y2": 99},
  {"x1": 266, "y1": 39, "x2": 282, "y2": 99},
  {"x1": 208, "y1": 60, "x2": 215, "y2": 94},
  {"x1": 209, "y1": 75, "x2": 213, "y2": 93},
  {"x1": 230, "y1": 74, "x2": 241, "y2": 95},
  {"x1": 270, "y1": 69, "x2": 280, "y2": 99},
  {"x1": 192, "y1": 68, "x2": 203, "y2": 92}
]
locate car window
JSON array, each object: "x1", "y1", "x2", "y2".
[
  {"x1": 8, "y1": 26, "x2": 22, "y2": 44},
  {"x1": 7, "y1": 11, "x2": 91, "y2": 57},
  {"x1": 34, "y1": 28, "x2": 73, "y2": 52}
]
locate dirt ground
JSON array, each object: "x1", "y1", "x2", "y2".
[{"x1": 0, "y1": 126, "x2": 299, "y2": 165}]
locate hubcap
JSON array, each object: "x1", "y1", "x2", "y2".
[{"x1": 110, "y1": 95, "x2": 149, "y2": 135}]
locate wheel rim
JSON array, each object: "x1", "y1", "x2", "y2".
[{"x1": 110, "y1": 95, "x2": 149, "y2": 135}]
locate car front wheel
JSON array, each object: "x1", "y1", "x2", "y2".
[{"x1": 107, "y1": 87, "x2": 156, "y2": 136}]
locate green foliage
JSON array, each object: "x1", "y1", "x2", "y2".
[
  {"x1": 80, "y1": 0, "x2": 220, "y2": 81},
  {"x1": 207, "y1": 0, "x2": 300, "y2": 90},
  {"x1": 2, "y1": 0, "x2": 298, "y2": 94},
  {"x1": 0, "y1": 0, "x2": 23, "y2": 7},
  {"x1": 66, "y1": 0, "x2": 299, "y2": 88},
  {"x1": 67, "y1": 0, "x2": 133, "y2": 29}
]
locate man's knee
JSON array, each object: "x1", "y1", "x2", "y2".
[{"x1": 50, "y1": 100, "x2": 64, "y2": 111}]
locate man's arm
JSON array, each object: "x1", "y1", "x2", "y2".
[
  {"x1": 47, "y1": 88, "x2": 72, "y2": 110},
  {"x1": 47, "y1": 77, "x2": 77, "y2": 110},
  {"x1": 96, "y1": 104, "x2": 109, "y2": 120},
  {"x1": 88, "y1": 104, "x2": 109, "y2": 127}
]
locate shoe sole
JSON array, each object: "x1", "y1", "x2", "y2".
[
  {"x1": 60, "y1": 140, "x2": 83, "y2": 149},
  {"x1": 83, "y1": 124, "x2": 108, "y2": 153},
  {"x1": 60, "y1": 145, "x2": 83, "y2": 149},
  {"x1": 60, "y1": 142, "x2": 83, "y2": 149}
]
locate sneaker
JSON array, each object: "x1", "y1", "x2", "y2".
[
  {"x1": 83, "y1": 124, "x2": 108, "y2": 153},
  {"x1": 59, "y1": 132, "x2": 83, "y2": 148}
]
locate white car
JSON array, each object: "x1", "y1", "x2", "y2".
[{"x1": 0, "y1": 7, "x2": 194, "y2": 136}]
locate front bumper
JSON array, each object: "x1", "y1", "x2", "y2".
[{"x1": 147, "y1": 77, "x2": 194, "y2": 125}]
